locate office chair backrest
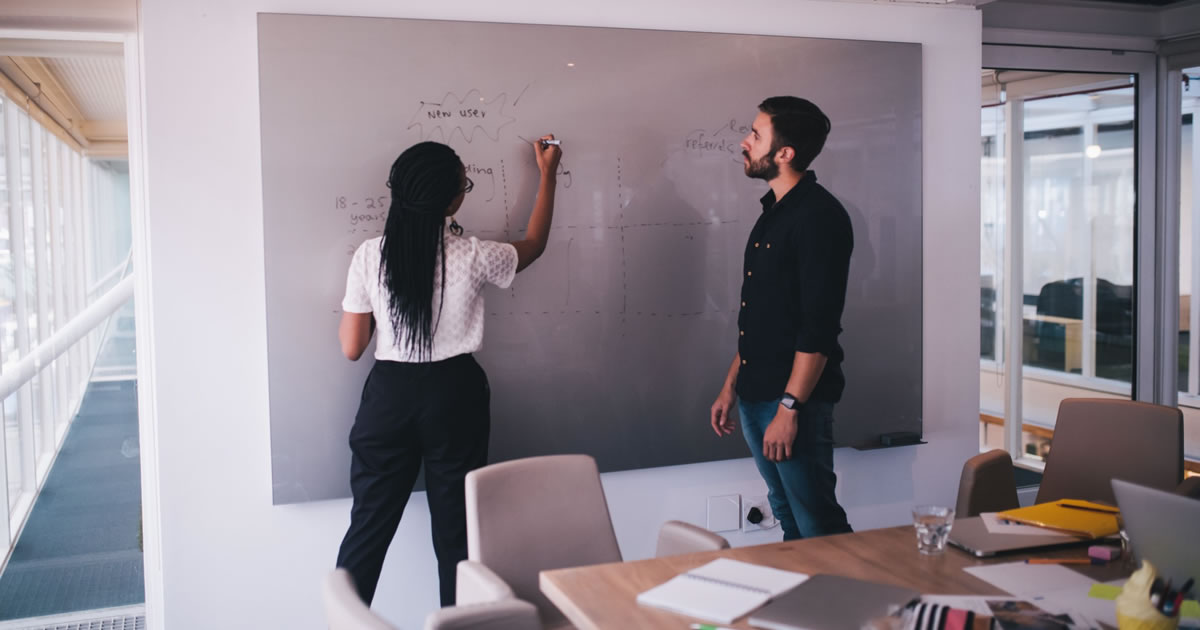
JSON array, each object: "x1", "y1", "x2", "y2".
[
  {"x1": 466, "y1": 454, "x2": 621, "y2": 625},
  {"x1": 655, "y1": 520, "x2": 731, "y2": 557},
  {"x1": 423, "y1": 598, "x2": 542, "y2": 630},
  {"x1": 1177, "y1": 476, "x2": 1200, "y2": 500},
  {"x1": 1036, "y1": 278, "x2": 1083, "y2": 318},
  {"x1": 323, "y1": 569, "x2": 396, "y2": 630},
  {"x1": 1037, "y1": 398, "x2": 1182, "y2": 505},
  {"x1": 955, "y1": 449, "x2": 1020, "y2": 518}
]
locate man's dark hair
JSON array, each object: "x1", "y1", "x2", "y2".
[{"x1": 758, "y1": 96, "x2": 831, "y2": 172}]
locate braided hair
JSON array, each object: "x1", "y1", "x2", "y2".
[{"x1": 379, "y1": 141, "x2": 463, "y2": 360}]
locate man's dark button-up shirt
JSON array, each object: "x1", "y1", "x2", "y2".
[{"x1": 735, "y1": 171, "x2": 854, "y2": 403}]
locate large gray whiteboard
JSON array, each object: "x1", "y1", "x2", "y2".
[{"x1": 258, "y1": 13, "x2": 923, "y2": 505}]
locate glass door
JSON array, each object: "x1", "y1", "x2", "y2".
[{"x1": 980, "y1": 45, "x2": 1159, "y2": 469}]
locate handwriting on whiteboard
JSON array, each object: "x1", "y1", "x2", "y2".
[
  {"x1": 408, "y1": 89, "x2": 517, "y2": 143},
  {"x1": 683, "y1": 117, "x2": 753, "y2": 162}
]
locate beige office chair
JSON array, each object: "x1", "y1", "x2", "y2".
[
  {"x1": 324, "y1": 568, "x2": 541, "y2": 630},
  {"x1": 323, "y1": 569, "x2": 396, "y2": 630},
  {"x1": 423, "y1": 599, "x2": 541, "y2": 630},
  {"x1": 655, "y1": 519, "x2": 731, "y2": 557},
  {"x1": 458, "y1": 454, "x2": 730, "y2": 628},
  {"x1": 1036, "y1": 398, "x2": 1183, "y2": 505},
  {"x1": 1177, "y1": 475, "x2": 1200, "y2": 500},
  {"x1": 955, "y1": 449, "x2": 1021, "y2": 518}
]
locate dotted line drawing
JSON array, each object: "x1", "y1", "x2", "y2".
[
  {"x1": 566, "y1": 237, "x2": 574, "y2": 307},
  {"x1": 501, "y1": 159, "x2": 509, "y2": 234},
  {"x1": 502, "y1": 158, "x2": 516, "y2": 300},
  {"x1": 618, "y1": 156, "x2": 627, "y2": 335}
]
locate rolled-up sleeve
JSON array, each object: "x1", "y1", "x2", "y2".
[{"x1": 793, "y1": 211, "x2": 853, "y2": 356}]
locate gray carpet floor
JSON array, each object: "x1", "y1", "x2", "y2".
[{"x1": 0, "y1": 377, "x2": 143, "y2": 620}]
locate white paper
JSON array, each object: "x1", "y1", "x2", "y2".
[
  {"x1": 688, "y1": 558, "x2": 809, "y2": 596},
  {"x1": 636, "y1": 558, "x2": 809, "y2": 624},
  {"x1": 1035, "y1": 582, "x2": 1120, "y2": 628},
  {"x1": 637, "y1": 572, "x2": 770, "y2": 624},
  {"x1": 980, "y1": 512, "x2": 1074, "y2": 537},
  {"x1": 964, "y1": 562, "x2": 1095, "y2": 599}
]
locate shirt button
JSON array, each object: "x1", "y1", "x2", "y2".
[
  {"x1": 754, "y1": 242, "x2": 760, "y2": 248},
  {"x1": 741, "y1": 301, "x2": 746, "y2": 307},
  {"x1": 739, "y1": 330, "x2": 744, "y2": 336},
  {"x1": 766, "y1": 243, "x2": 771, "y2": 249},
  {"x1": 746, "y1": 271, "x2": 752, "y2": 277},
  {"x1": 741, "y1": 359, "x2": 747, "y2": 365}
]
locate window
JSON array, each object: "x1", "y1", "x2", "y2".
[
  {"x1": 1177, "y1": 66, "x2": 1200, "y2": 465},
  {"x1": 980, "y1": 70, "x2": 1139, "y2": 463},
  {"x1": 0, "y1": 93, "x2": 126, "y2": 520}
]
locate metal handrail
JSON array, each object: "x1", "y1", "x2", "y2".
[
  {"x1": 0, "y1": 273, "x2": 134, "y2": 401},
  {"x1": 87, "y1": 250, "x2": 132, "y2": 297}
]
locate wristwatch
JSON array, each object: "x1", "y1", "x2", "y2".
[{"x1": 780, "y1": 393, "x2": 802, "y2": 410}]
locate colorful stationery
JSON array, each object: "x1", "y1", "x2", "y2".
[{"x1": 997, "y1": 500, "x2": 1120, "y2": 538}]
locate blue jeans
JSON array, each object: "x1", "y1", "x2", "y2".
[{"x1": 738, "y1": 398, "x2": 853, "y2": 540}]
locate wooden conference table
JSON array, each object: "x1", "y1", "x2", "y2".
[{"x1": 539, "y1": 525, "x2": 1126, "y2": 629}]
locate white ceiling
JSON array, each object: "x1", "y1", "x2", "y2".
[{"x1": 42, "y1": 55, "x2": 125, "y2": 121}]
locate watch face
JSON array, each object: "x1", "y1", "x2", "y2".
[{"x1": 781, "y1": 395, "x2": 797, "y2": 409}]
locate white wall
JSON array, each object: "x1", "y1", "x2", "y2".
[
  {"x1": 0, "y1": 0, "x2": 137, "y2": 32},
  {"x1": 137, "y1": 0, "x2": 981, "y2": 627}
]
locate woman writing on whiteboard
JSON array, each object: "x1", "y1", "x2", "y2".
[{"x1": 334, "y1": 136, "x2": 561, "y2": 607}]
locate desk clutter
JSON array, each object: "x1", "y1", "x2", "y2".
[
  {"x1": 995, "y1": 500, "x2": 1121, "y2": 539},
  {"x1": 635, "y1": 557, "x2": 1199, "y2": 629},
  {"x1": 951, "y1": 497, "x2": 1132, "y2": 559},
  {"x1": 1116, "y1": 561, "x2": 1197, "y2": 630},
  {"x1": 573, "y1": 484, "x2": 1200, "y2": 629}
]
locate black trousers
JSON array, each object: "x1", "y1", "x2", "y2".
[{"x1": 335, "y1": 354, "x2": 490, "y2": 607}]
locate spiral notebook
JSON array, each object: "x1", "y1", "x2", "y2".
[{"x1": 636, "y1": 558, "x2": 809, "y2": 624}]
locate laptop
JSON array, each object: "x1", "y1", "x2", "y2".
[
  {"x1": 748, "y1": 574, "x2": 918, "y2": 630},
  {"x1": 948, "y1": 515, "x2": 1092, "y2": 557},
  {"x1": 1112, "y1": 478, "x2": 1200, "y2": 584}
]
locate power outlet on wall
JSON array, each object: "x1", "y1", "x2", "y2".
[
  {"x1": 707, "y1": 494, "x2": 742, "y2": 533},
  {"x1": 741, "y1": 494, "x2": 777, "y2": 532}
]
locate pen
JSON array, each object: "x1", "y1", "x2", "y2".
[
  {"x1": 1180, "y1": 577, "x2": 1195, "y2": 596},
  {"x1": 1159, "y1": 579, "x2": 1174, "y2": 614},
  {"x1": 541, "y1": 139, "x2": 562, "y2": 146},
  {"x1": 1026, "y1": 557, "x2": 1094, "y2": 565},
  {"x1": 690, "y1": 625, "x2": 735, "y2": 630},
  {"x1": 1057, "y1": 503, "x2": 1119, "y2": 514},
  {"x1": 1166, "y1": 592, "x2": 1184, "y2": 617}
]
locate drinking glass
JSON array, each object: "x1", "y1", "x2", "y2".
[{"x1": 912, "y1": 505, "x2": 955, "y2": 555}]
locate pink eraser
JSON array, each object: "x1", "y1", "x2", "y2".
[{"x1": 1088, "y1": 545, "x2": 1120, "y2": 561}]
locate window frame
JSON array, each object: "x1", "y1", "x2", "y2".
[{"x1": 982, "y1": 44, "x2": 1160, "y2": 468}]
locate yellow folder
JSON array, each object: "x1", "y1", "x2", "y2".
[{"x1": 997, "y1": 499, "x2": 1120, "y2": 538}]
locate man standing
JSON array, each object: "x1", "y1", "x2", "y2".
[{"x1": 710, "y1": 97, "x2": 854, "y2": 540}]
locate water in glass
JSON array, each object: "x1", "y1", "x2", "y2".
[{"x1": 912, "y1": 505, "x2": 954, "y2": 555}]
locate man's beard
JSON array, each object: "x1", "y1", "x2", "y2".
[{"x1": 743, "y1": 149, "x2": 779, "y2": 181}]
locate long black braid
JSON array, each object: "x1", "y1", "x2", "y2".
[{"x1": 380, "y1": 141, "x2": 462, "y2": 360}]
